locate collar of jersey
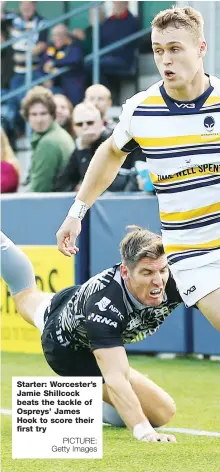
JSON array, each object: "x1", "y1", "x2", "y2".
[
  {"x1": 160, "y1": 74, "x2": 214, "y2": 113},
  {"x1": 123, "y1": 281, "x2": 147, "y2": 310}
]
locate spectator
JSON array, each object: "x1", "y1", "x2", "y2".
[
  {"x1": 101, "y1": 2, "x2": 139, "y2": 66},
  {"x1": 54, "y1": 102, "x2": 111, "y2": 192},
  {"x1": 0, "y1": 1, "x2": 16, "y2": 28},
  {"x1": 84, "y1": 84, "x2": 115, "y2": 132},
  {"x1": 54, "y1": 101, "x2": 142, "y2": 193},
  {"x1": 0, "y1": 127, "x2": 19, "y2": 193},
  {"x1": 1, "y1": 25, "x2": 15, "y2": 147},
  {"x1": 84, "y1": 84, "x2": 145, "y2": 178},
  {"x1": 40, "y1": 24, "x2": 85, "y2": 106},
  {"x1": 86, "y1": 2, "x2": 139, "y2": 89},
  {"x1": 54, "y1": 94, "x2": 74, "y2": 138},
  {"x1": 9, "y1": 1, "x2": 47, "y2": 90},
  {"x1": 72, "y1": 5, "x2": 106, "y2": 56},
  {"x1": 20, "y1": 86, "x2": 74, "y2": 192},
  {"x1": 1, "y1": 26, "x2": 14, "y2": 91},
  {"x1": 8, "y1": 1, "x2": 48, "y2": 133}
]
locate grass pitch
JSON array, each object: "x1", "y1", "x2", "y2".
[{"x1": 1, "y1": 352, "x2": 220, "y2": 472}]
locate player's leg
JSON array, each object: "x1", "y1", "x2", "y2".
[
  {"x1": 102, "y1": 366, "x2": 175, "y2": 427},
  {"x1": 129, "y1": 367, "x2": 176, "y2": 426},
  {"x1": 170, "y1": 260, "x2": 220, "y2": 331},
  {"x1": 1, "y1": 231, "x2": 53, "y2": 331},
  {"x1": 103, "y1": 401, "x2": 125, "y2": 426},
  {"x1": 197, "y1": 287, "x2": 220, "y2": 331}
]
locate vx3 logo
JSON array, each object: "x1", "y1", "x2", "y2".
[
  {"x1": 183, "y1": 286, "x2": 196, "y2": 296},
  {"x1": 175, "y1": 103, "x2": 195, "y2": 109}
]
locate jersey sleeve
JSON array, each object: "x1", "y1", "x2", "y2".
[
  {"x1": 165, "y1": 272, "x2": 182, "y2": 305},
  {"x1": 85, "y1": 298, "x2": 124, "y2": 351},
  {"x1": 113, "y1": 98, "x2": 140, "y2": 153}
]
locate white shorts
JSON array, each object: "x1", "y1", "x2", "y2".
[{"x1": 170, "y1": 259, "x2": 220, "y2": 307}]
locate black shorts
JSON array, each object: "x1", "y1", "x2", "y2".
[{"x1": 41, "y1": 287, "x2": 103, "y2": 379}]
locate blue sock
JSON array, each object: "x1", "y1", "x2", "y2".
[{"x1": 0, "y1": 232, "x2": 35, "y2": 295}]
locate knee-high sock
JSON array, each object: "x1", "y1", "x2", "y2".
[
  {"x1": 102, "y1": 402, "x2": 125, "y2": 427},
  {"x1": 0, "y1": 231, "x2": 35, "y2": 295}
]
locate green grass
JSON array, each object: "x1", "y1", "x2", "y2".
[{"x1": 1, "y1": 352, "x2": 220, "y2": 472}]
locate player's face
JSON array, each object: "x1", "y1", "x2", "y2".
[
  {"x1": 123, "y1": 255, "x2": 169, "y2": 307},
  {"x1": 28, "y1": 103, "x2": 53, "y2": 133},
  {"x1": 152, "y1": 27, "x2": 204, "y2": 90}
]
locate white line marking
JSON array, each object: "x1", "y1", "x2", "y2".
[
  {"x1": 1, "y1": 409, "x2": 220, "y2": 437},
  {"x1": 1, "y1": 409, "x2": 12, "y2": 415},
  {"x1": 158, "y1": 427, "x2": 220, "y2": 437}
]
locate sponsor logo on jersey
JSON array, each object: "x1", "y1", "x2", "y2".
[
  {"x1": 175, "y1": 102, "x2": 195, "y2": 109},
  {"x1": 88, "y1": 313, "x2": 118, "y2": 328},
  {"x1": 109, "y1": 304, "x2": 124, "y2": 320},
  {"x1": 95, "y1": 297, "x2": 111, "y2": 311},
  {"x1": 204, "y1": 116, "x2": 215, "y2": 132},
  {"x1": 183, "y1": 285, "x2": 196, "y2": 296}
]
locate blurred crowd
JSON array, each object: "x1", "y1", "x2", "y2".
[{"x1": 1, "y1": 1, "x2": 154, "y2": 195}]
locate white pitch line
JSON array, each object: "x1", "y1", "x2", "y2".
[
  {"x1": 1, "y1": 409, "x2": 12, "y2": 415},
  {"x1": 158, "y1": 427, "x2": 220, "y2": 438},
  {"x1": 1, "y1": 409, "x2": 220, "y2": 437}
]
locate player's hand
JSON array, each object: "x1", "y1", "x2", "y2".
[
  {"x1": 141, "y1": 432, "x2": 176, "y2": 442},
  {"x1": 56, "y1": 216, "x2": 81, "y2": 257}
]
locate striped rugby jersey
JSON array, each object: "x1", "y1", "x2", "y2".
[{"x1": 113, "y1": 75, "x2": 220, "y2": 269}]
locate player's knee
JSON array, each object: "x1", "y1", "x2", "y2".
[
  {"x1": 12, "y1": 287, "x2": 41, "y2": 327},
  {"x1": 164, "y1": 398, "x2": 176, "y2": 423},
  {"x1": 154, "y1": 398, "x2": 176, "y2": 427},
  {"x1": 13, "y1": 288, "x2": 35, "y2": 311}
]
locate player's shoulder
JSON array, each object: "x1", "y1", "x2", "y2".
[
  {"x1": 122, "y1": 79, "x2": 163, "y2": 113},
  {"x1": 209, "y1": 74, "x2": 220, "y2": 94},
  {"x1": 85, "y1": 265, "x2": 126, "y2": 313}
]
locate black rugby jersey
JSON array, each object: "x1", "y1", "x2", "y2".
[{"x1": 43, "y1": 264, "x2": 181, "y2": 352}]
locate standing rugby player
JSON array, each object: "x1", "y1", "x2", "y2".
[{"x1": 56, "y1": 7, "x2": 220, "y2": 331}]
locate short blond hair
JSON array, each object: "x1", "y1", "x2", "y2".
[{"x1": 152, "y1": 6, "x2": 204, "y2": 40}]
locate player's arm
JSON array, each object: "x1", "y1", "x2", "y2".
[
  {"x1": 93, "y1": 346, "x2": 154, "y2": 437},
  {"x1": 84, "y1": 294, "x2": 176, "y2": 443},
  {"x1": 75, "y1": 136, "x2": 127, "y2": 207},
  {"x1": 56, "y1": 137, "x2": 127, "y2": 256}
]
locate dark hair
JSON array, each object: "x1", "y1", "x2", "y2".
[
  {"x1": 20, "y1": 86, "x2": 56, "y2": 120},
  {"x1": 120, "y1": 225, "x2": 164, "y2": 269}
]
